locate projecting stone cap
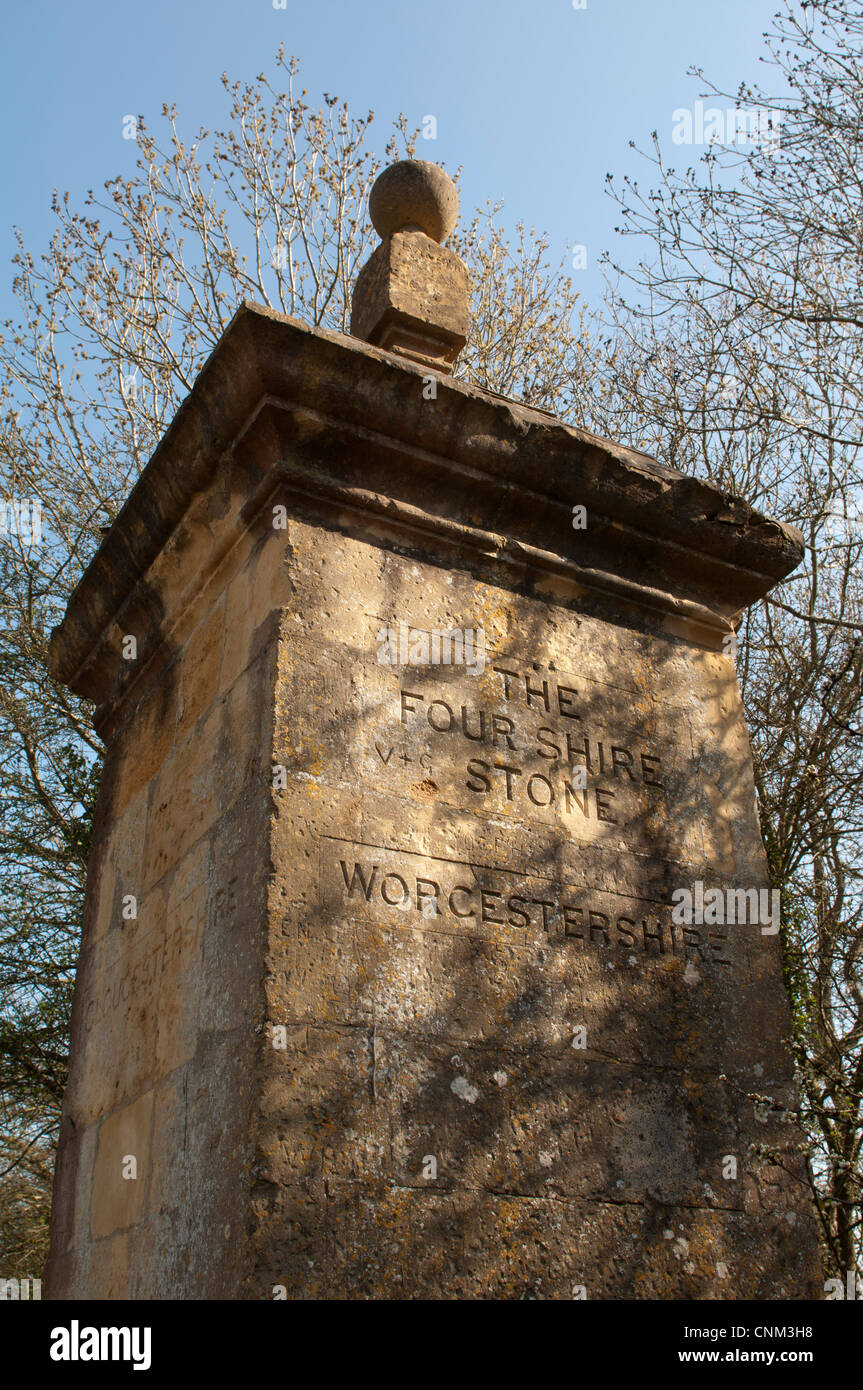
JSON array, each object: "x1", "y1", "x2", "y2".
[
  {"x1": 48, "y1": 302, "x2": 805, "y2": 716},
  {"x1": 351, "y1": 160, "x2": 469, "y2": 373}
]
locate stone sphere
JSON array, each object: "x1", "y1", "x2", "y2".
[{"x1": 369, "y1": 159, "x2": 459, "y2": 243}]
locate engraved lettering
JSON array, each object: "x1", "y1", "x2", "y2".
[
  {"x1": 339, "y1": 861, "x2": 379, "y2": 900},
  {"x1": 466, "y1": 758, "x2": 491, "y2": 793}
]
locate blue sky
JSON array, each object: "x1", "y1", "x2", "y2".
[{"x1": 1, "y1": 0, "x2": 783, "y2": 319}]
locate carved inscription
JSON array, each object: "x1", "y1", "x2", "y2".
[
  {"x1": 358, "y1": 653, "x2": 709, "y2": 861},
  {"x1": 322, "y1": 839, "x2": 733, "y2": 970},
  {"x1": 81, "y1": 915, "x2": 193, "y2": 1032}
]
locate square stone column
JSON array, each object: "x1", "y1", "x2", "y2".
[{"x1": 45, "y1": 300, "x2": 822, "y2": 1299}]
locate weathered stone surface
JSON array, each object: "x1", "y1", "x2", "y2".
[{"x1": 45, "y1": 298, "x2": 822, "y2": 1300}]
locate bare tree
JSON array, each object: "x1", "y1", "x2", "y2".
[{"x1": 597, "y1": 0, "x2": 863, "y2": 1278}]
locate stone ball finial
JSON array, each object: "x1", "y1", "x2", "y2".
[{"x1": 369, "y1": 159, "x2": 459, "y2": 244}]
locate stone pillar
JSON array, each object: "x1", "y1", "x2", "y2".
[{"x1": 46, "y1": 162, "x2": 822, "y2": 1300}]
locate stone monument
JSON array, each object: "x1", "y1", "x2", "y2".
[{"x1": 45, "y1": 160, "x2": 822, "y2": 1299}]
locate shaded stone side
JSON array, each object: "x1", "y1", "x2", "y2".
[{"x1": 45, "y1": 518, "x2": 285, "y2": 1299}]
